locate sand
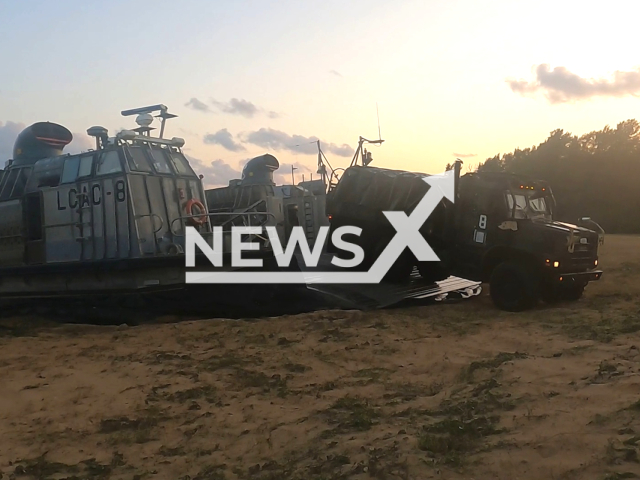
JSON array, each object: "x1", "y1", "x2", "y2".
[{"x1": 2, "y1": 235, "x2": 640, "y2": 480}]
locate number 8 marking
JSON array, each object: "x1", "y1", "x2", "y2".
[{"x1": 478, "y1": 214, "x2": 487, "y2": 229}]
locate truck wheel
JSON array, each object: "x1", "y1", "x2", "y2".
[
  {"x1": 418, "y1": 262, "x2": 449, "y2": 283},
  {"x1": 542, "y1": 282, "x2": 585, "y2": 303},
  {"x1": 489, "y1": 262, "x2": 539, "y2": 312},
  {"x1": 559, "y1": 283, "x2": 585, "y2": 301},
  {"x1": 540, "y1": 285, "x2": 560, "y2": 304}
]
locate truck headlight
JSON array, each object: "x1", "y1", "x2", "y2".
[{"x1": 553, "y1": 261, "x2": 560, "y2": 268}]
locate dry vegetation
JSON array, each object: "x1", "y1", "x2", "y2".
[{"x1": 2, "y1": 235, "x2": 640, "y2": 479}]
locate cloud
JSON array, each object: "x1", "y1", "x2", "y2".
[
  {"x1": 273, "y1": 161, "x2": 315, "y2": 185},
  {"x1": 187, "y1": 96, "x2": 281, "y2": 119},
  {"x1": 185, "y1": 98, "x2": 211, "y2": 113},
  {"x1": 203, "y1": 128, "x2": 246, "y2": 152},
  {"x1": 242, "y1": 128, "x2": 354, "y2": 157},
  {"x1": 508, "y1": 64, "x2": 640, "y2": 103},
  {"x1": 68, "y1": 131, "x2": 95, "y2": 154},
  {"x1": 452, "y1": 152, "x2": 477, "y2": 158},
  {"x1": 211, "y1": 98, "x2": 259, "y2": 118},
  {"x1": 329, "y1": 69, "x2": 343, "y2": 77},
  {"x1": 188, "y1": 156, "x2": 241, "y2": 188},
  {"x1": 0, "y1": 121, "x2": 25, "y2": 162}
]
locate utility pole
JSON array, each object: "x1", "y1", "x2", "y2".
[{"x1": 291, "y1": 165, "x2": 297, "y2": 185}]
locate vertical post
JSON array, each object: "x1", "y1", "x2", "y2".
[
  {"x1": 291, "y1": 165, "x2": 297, "y2": 185},
  {"x1": 159, "y1": 105, "x2": 168, "y2": 139},
  {"x1": 349, "y1": 137, "x2": 363, "y2": 168},
  {"x1": 444, "y1": 159, "x2": 463, "y2": 246},
  {"x1": 317, "y1": 139, "x2": 328, "y2": 188},
  {"x1": 453, "y1": 159, "x2": 462, "y2": 203},
  {"x1": 317, "y1": 140, "x2": 322, "y2": 179}
]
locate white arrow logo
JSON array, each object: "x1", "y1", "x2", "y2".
[{"x1": 186, "y1": 169, "x2": 454, "y2": 284}]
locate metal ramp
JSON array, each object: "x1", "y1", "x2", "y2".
[{"x1": 297, "y1": 254, "x2": 482, "y2": 310}]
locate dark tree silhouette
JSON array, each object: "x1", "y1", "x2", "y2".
[{"x1": 476, "y1": 119, "x2": 640, "y2": 233}]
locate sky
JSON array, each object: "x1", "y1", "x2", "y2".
[{"x1": 2, "y1": 0, "x2": 640, "y2": 187}]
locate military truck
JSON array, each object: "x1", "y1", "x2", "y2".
[
  {"x1": 326, "y1": 160, "x2": 603, "y2": 311},
  {"x1": 204, "y1": 151, "x2": 484, "y2": 309}
]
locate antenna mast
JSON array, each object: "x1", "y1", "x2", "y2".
[
  {"x1": 376, "y1": 102, "x2": 382, "y2": 141},
  {"x1": 121, "y1": 104, "x2": 178, "y2": 139},
  {"x1": 348, "y1": 104, "x2": 384, "y2": 167},
  {"x1": 315, "y1": 104, "x2": 386, "y2": 192},
  {"x1": 350, "y1": 136, "x2": 384, "y2": 168}
]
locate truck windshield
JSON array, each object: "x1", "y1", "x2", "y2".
[{"x1": 506, "y1": 192, "x2": 551, "y2": 220}]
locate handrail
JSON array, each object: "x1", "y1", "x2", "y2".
[
  {"x1": 215, "y1": 199, "x2": 270, "y2": 227},
  {"x1": 44, "y1": 221, "x2": 91, "y2": 229},
  {"x1": 188, "y1": 229, "x2": 270, "y2": 244},
  {"x1": 169, "y1": 210, "x2": 275, "y2": 236}
]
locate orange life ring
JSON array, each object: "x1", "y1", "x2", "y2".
[{"x1": 185, "y1": 199, "x2": 208, "y2": 226}]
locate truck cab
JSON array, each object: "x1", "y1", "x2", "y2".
[{"x1": 451, "y1": 171, "x2": 602, "y2": 310}]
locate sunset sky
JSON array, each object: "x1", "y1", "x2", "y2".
[{"x1": 2, "y1": 0, "x2": 640, "y2": 187}]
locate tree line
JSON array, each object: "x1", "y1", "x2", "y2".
[{"x1": 474, "y1": 119, "x2": 640, "y2": 234}]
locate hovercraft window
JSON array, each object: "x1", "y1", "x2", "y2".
[
  {"x1": 78, "y1": 155, "x2": 93, "y2": 178},
  {"x1": 61, "y1": 157, "x2": 80, "y2": 183},
  {"x1": 61, "y1": 155, "x2": 94, "y2": 184},
  {"x1": 0, "y1": 168, "x2": 20, "y2": 201},
  {"x1": 96, "y1": 151, "x2": 122, "y2": 175},
  {"x1": 169, "y1": 153, "x2": 195, "y2": 176},
  {"x1": 147, "y1": 148, "x2": 172, "y2": 174},
  {"x1": 0, "y1": 167, "x2": 32, "y2": 200},
  {"x1": 126, "y1": 147, "x2": 152, "y2": 172},
  {"x1": 10, "y1": 167, "x2": 31, "y2": 198}
]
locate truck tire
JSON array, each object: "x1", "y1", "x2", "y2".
[
  {"x1": 559, "y1": 283, "x2": 585, "y2": 301},
  {"x1": 489, "y1": 261, "x2": 539, "y2": 312},
  {"x1": 541, "y1": 282, "x2": 585, "y2": 303}
]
